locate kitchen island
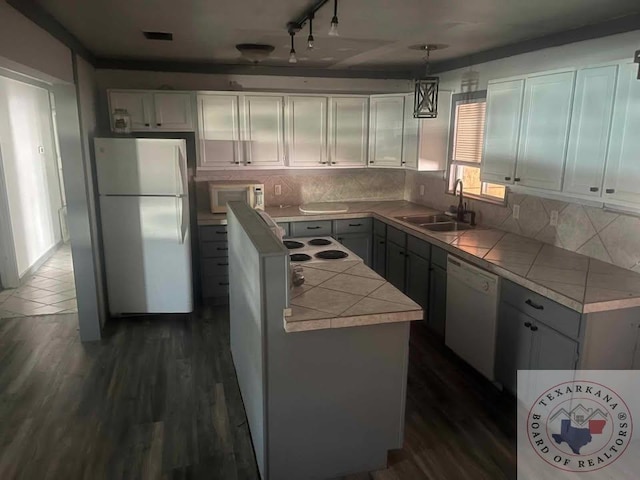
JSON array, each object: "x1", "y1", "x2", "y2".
[{"x1": 226, "y1": 201, "x2": 423, "y2": 480}]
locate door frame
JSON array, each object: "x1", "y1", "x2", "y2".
[{"x1": 0, "y1": 144, "x2": 20, "y2": 288}]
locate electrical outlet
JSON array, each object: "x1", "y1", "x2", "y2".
[
  {"x1": 513, "y1": 204, "x2": 520, "y2": 220},
  {"x1": 419, "y1": 185, "x2": 425, "y2": 196},
  {"x1": 550, "y1": 210, "x2": 559, "y2": 227},
  {"x1": 275, "y1": 184, "x2": 282, "y2": 196}
]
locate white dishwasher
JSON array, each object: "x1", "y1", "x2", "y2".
[{"x1": 445, "y1": 255, "x2": 500, "y2": 381}]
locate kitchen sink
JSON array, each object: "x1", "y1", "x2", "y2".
[
  {"x1": 395, "y1": 214, "x2": 453, "y2": 225},
  {"x1": 422, "y1": 222, "x2": 474, "y2": 232}
]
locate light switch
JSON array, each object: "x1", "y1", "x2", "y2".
[
  {"x1": 275, "y1": 185, "x2": 282, "y2": 196},
  {"x1": 513, "y1": 204, "x2": 520, "y2": 220},
  {"x1": 38, "y1": 146, "x2": 45, "y2": 154}
]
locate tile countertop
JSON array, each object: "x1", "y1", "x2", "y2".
[
  {"x1": 198, "y1": 200, "x2": 640, "y2": 314},
  {"x1": 284, "y1": 260, "x2": 423, "y2": 333}
]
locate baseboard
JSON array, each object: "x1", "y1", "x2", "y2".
[{"x1": 18, "y1": 241, "x2": 63, "y2": 286}]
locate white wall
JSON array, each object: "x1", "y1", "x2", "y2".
[
  {"x1": 0, "y1": 76, "x2": 62, "y2": 277},
  {"x1": 0, "y1": 1, "x2": 73, "y2": 84},
  {"x1": 438, "y1": 30, "x2": 640, "y2": 92}
]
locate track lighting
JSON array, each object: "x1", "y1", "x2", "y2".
[
  {"x1": 307, "y1": 15, "x2": 314, "y2": 50},
  {"x1": 328, "y1": 0, "x2": 339, "y2": 36},
  {"x1": 289, "y1": 31, "x2": 298, "y2": 64}
]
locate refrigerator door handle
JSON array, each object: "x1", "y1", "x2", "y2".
[
  {"x1": 177, "y1": 145, "x2": 187, "y2": 195},
  {"x1": 179, "y1": 195, "x2": 188, "y2": 244}
]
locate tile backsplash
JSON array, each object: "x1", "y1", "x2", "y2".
[{"x1": 405, "y1": 170, "x2": 640, "y2": 273}]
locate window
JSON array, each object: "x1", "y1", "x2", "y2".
[{"x1": 447, "y1": 92, "x2": 506, "y2": 202}]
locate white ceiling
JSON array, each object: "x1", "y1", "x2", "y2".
[{"x1": 36, "y1": 0, "x2": 640, "y2": 71}]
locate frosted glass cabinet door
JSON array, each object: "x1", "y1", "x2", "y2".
[
  {"x1": 241, "y1": 95, "x2": 285, "y2": 166},
  {"x1": 563, "y1": 66, "x2": 617, "y2": 197},
  {"x1": 515, "y1": 71, "x2": 576, "y2": 191},
  {"x1": 369, "y1": 95, "x2": 405, "y2": 167},
  {"x1": 109, "y1": 91, "x2": 153, "y2": 130},
  {"x1": 153, "y1": 93, "x2": 194, "y2": 131},
  {"x1": 603, "y1": 63, "x2": 640, "y2": 205},
  {"x1": 198, "y1": 94, "x2": 241, "y2": 168},
  {"x1": 481, "y1": 79, "x2": 524, "y2": 184},
  {"x1": 328, "y1": 96, "x2": 368, "y2": 167},
  {"x1": 287, "y1": 96, "x2": 327, "y2": 167}
]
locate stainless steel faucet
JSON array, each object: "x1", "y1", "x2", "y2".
[{"x1": 453, "y1": 179, "x2": 465, "y2": 222}]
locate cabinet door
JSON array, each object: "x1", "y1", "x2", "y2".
[
  {"x1": 386, "y1": 241, "x2": 406, "y2": 291},
  {"x1": 335, "y1": 233, "x2": 372, "y2": 266},
  {"x1": 494, "y1": 302, "x2": 534, "y2": 394},
  {"x1": 153, "y1": 93, "x2": 194, "y2": 130},
  {"x1": 402, "y1": 93, "x2": 419, "y2": 169},
  {"x1": 373, "y1": 234, "x2": 386, "y2": 277},
  {"x1": 563, "y1": 66, "x2": 617, "y2": 197},
  {"x1": 242, "y1": 95, "x2": 285, "y2": 166},
  {"x1": 369, "y1": 95, "x2": 405, "y2": 167},
  {"x1": 481, "y1": 80, "x2": 524, "y2": 184},
  {"x1": 530, "y1": 322, "x2": 579, "y2": 371},
  {"x1": 427, "y1": 264, "x2": 447, "y2": 337},
  {"x1": 109, "y1": 91, "x2": 153, "y2": 130},
  {"x1": 198, "y1": 95, "x2": 242, "y2": 168},
  {"x1": 603, "y1": 62, "x2": 640, "y2": 205},
  {"x1": 406, "y1": 251, "x2": 429, "y2": 313},
  {"x1": 516, "y1": 71, "x2": 576, "y2": 191},
  {"x1": 328, "y1": 96, "x2": 368, "y2": 167},
  {"x1": 287, "y1": 96, "x2": 327, "y2": 167}
]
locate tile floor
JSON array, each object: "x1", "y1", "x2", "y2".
[{"x1": 0, "y1": 244, "x2": 77, "y2": 319}]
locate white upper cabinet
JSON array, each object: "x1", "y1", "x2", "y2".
[
  {"x1": 402, "y1": 93, "x2": 420, "y2": 169},
  {"x1": 328, "y1": 96, "x2": 369, "y2": 167},
  {"x1": 153, "y1": 93, "x2": 194, "y2": 130},
  {"x1": 368, "y1": 95, "x2": 405, "y2": 168},
  {"x1": 603, "y1": 62, "x2": 640, "y2": 205},
  {"x1": 198, "y1": 94, "x2": 242, "y2": 168},
  {"x1": 416, "y1": 90, "x2": 452, "y2": 172},
  {"x1": 287, "y1": 96, "x2": 328, "y2": 167},
  {"x1": 481, "y1": 79, "x2": 524, "y2": 184},
  {"x1": 109, "y1": 91, "x2": 153, "y2": 130},
  {"x1": 563, "y1": 66, "x2": 618, "y2": 197},
  {"x1": 108, "y1": 90, "x2": 194, "y2": 132},
  {"x1": 515, "y1": 71, "x2": 575, "y2": 191},
  {"x1": 241, "y1": 95, "x2": 285, "y2": 167}
]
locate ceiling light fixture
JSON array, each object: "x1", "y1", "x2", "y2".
[
  {"x1": 412, "y1": 44, "x2": 447, "y2": 118},
  {"x1": 289, "y1": 31, "x2": 298, "y2": 64},
  {"x1": 307, "y1": 14, "x2": 315, "y2": 49},
  {"x1": 329, "y1": 0, "x2": 339, "y2": 36},
  {"x1": 235, "y1": 44, "x2": 275, "y2": 64}
]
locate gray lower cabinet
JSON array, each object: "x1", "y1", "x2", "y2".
[
  {"x1": 290, "y1": 220, "x2": 332, "y2": 237},
  {"x1": 372, "y1": 234, "x2": 386, "y2": 277},
  {"x1": 427, "y1": 263, "x2": 446, "y2": 337},
  {"x1": 335, "y1": 233, "x2": 372, "y2": 266},
  {"x1": 386, "y1": 241, "x2": 407, "y2": 292},
  {"x1": 495, "y1": 302, "x2": 535, "y2": 394},
  {"x1": 406, "y1": 238, "x2": 430, "y2": 315},
  {"x1": 200, "y1": 225, "x2": 229, "y2": 302}
]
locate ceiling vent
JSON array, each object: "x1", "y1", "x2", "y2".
[
  {"x1": 143, "y1": 31, "x2": 173, "y2": 41},
  {"x1": 236, "y1": 44, "x2": 276, "y2": 64}
]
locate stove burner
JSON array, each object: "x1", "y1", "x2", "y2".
[
  {"x1": 308, "y1": 238, "x2": 332, "y2": 246},
  {"x1": 284, "y1": 240, "x2": 304, "y2": 250},
  {"x1": 315, "y1": 250, "x2": 348, "y2": 260},
  {"x1": 290, "y1": 253, "x2": 312, "y2": 262}
]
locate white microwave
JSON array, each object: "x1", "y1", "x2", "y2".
[{"x1": 208, "y1": 181, "x2": 265, "y2": 213}]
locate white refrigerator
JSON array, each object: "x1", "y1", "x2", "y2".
[{"x1": 95, "y1": 138, "x2": 193, "y2": 315}]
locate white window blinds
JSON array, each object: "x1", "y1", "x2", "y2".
[{"x1": 452, "y1": 101, "x2": 486, "y2": 163}]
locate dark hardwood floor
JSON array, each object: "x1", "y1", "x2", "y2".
[{"x1": 0, "y1": 308, "x2": 515, "y2": 480}]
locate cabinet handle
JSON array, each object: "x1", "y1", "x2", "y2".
[
  {"x1": 530, "y1": 325, "x2": 539, "y2": 332},
  {"x1": 306, "y1": 226, "x2": 321, "y2": 230},
  {"x1": 399, "y1": 251, "x2": 405, "y2": 256},
  {"x1": 234, "y1": 161, "x2": 240, "y2": 165},
  {"x1": 379, "y1": 240, "x2": 385, "y2": 245},
  {"x1": 331, "y1": 162, "x2": 337, "y2": 165},
  {"x1": 217, "y1": 262, "x2": 229, "y2": 266},
  {"x1": 218, "y1": 282, "x2": 230, "y2": 286},
  {"x1": 605, "y1": 188, "x2": 615, "y2": 194},
  {"x1": 217, "y1": 247, "x2": 229, "y2": 251},
  {"x1": 369, "y1": 161, "x2": 375, "y2": 164},
  {"x1": 144, "y1": 123, "x2": 150, "y2": 127},
  {"x1": 524, "y1": 321, "x2": 532, "y2": 328},
  {"x1": 590, "y1": 187, "x2": 599, "y2": 192},
  {"x1": 216, "y1": 231, "x2": 227, "y2": 235},
  {"x1": 504, "y1": 176, "x2": 511, "y2": 181},
  {"x1": 156, "y1": 123, "x2": 162, "y2": 127},
  {"x1": 320, "y1": 161, "x2": 328, "y2": 165},
  {"x1": 337, "y1": 237, "x2": 343, "y2": 241},
  {"x1": 246, "y1": 161, "x2": 252, "y2": 164},
  {"x1": 514, "y1": 177, "x2": 521, "y2": 182},
  {"x1": 525, "y1": 299, "x2": 544, "y2": 310},
  {"x1": 348, "y1": 223, "x2": 362, "y2": 227}
]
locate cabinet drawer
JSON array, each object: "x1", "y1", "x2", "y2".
[
  {"x1": 291, "y1": 220, "x2": 332, "y2": 237},
  {"x1": 501, "y1": 280, "x2": 581, "y2": 338},
  {"x1": 201, "y1": 258, "x2": 229, "y2": 276},
  {"x1": 387, "y1": 225, "x2": 406, "y2": 247},
  {"x1": 373, "y1": 219, "x2": 386, "y2": 237},
  {"x1": 407, "y1": 235, "x2": 431, "y2": 260},
  {"x1": 200, "y1": 225, "x2": 227, "y2": 241},
  {"x1": 431, "y1": 246, "x2": 448, "y2": 269},
  {"x1": 202, "y1": 275, "x2": 229, "y2": 297},
  {"x1": 278, "y1": 222, "x2": 290, "y2": 237},
  {"x1": 333, "y1": 218, "x2": 372, "y2": 235},
  {"x1": 200, "y1": 241, "x2": 229, "y2": 258}
]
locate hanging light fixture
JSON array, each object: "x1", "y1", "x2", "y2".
[
  {"x1": 412, "y1": 44, "x2": 447, "y2": 118},
  {"x1": 289, "y1": 31, "x2": 298, "y2": 64},
  {"x1": 307, "y1": 14, "x2": 314, "y2": 49},
  {"x1": 328, "y1": 0, "x2": 339, "y2": 36}
]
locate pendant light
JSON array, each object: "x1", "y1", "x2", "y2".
[
  {"x1": 289, "y1": 31, "x2": 298, "y2": 64},
  {"x1": 307, "y1": 14, "x2": 314, "y2": 49},
  {"x1": 328, "y1": 0, "x2": 339, "y2": 36},
  {"x1": 413, "y1": 44, "x2": 446, "y2": 118}
]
